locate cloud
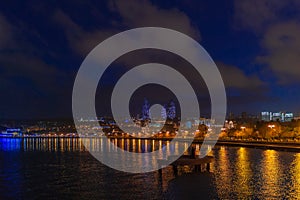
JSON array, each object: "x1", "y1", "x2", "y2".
[
  {"x1": 53, "y1": 1, "x2": 267, "y2": 93},
  {"x1": 234, "y1": 0, "x2": 300, "y2": 84},
  {"x1": 217, "y1": 62, "x2": 264, "y2": 89},
  {"x1": 0, "y1": 12, "x2": 71, "y2": 118},
  {"x1": 0, "y1": 14, "x2": 15, "y2": 49},
  {"x1": 0, "y1": 53, "x2": 61, "y2": 87},
  {"x1": 54, "y1": 0, "x2": 200, "y2": 56},
  {"x1": 0, "y1": 12, "x2": 65, "y2": 92},
  {"x1": 257, "y1": 21, "x2": 300, "y2": 84},
  {"x1": 234, "y1": 0, "x2": 300, "y2": 32},
  {"x1": 109, "y1": 0, "x2": 200, "y2": 39},
  {"x1": 234, "y1": 0, "x2": 283, "y2": 32},
  {"x1": 53, "y1": 10, "x2": 118, "y2": 56},
  {"x1": 216, "y1": 63, "x2": 270, "y2": 113}
]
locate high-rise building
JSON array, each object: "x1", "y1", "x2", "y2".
[
  {"x1": 261, "y1": 112, "x2": 271, "y2": 121},
  {"x1": 261, "y1": 111, "x2": 294, "y2": 122},
  {"x1": 167, "y1": 101, "x2": 176, "y2": 119},
  {"x1": 142, "y1": 98, "x2": 150, "y2": 120},
  {"x1": 284, "y1": 113, "x2": 294, "y2": 122},
  {"x1": 272, "y1": 112, "x2": 281, "y2": 121},
  {"x1": 161, "y1": 104, "x2": 167, "y2": 120}
]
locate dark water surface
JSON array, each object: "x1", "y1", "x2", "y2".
[{"x1": 1, "y1": 138, "x2": 300, "y2": 199}]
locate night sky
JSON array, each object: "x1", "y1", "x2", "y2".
[{"x1": 1, "y1": 0, "x2": 300, "y2": 119}]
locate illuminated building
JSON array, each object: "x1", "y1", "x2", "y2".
[
  {"x1": 261, "y1": 112, "x2": 271, "y2": 121},
  {"x1": 142, "y1": 98, "x2": 150, "y2": 121},
  {"x1": 161, "y1": 104, "x2": 167, "y2": 120},
  {"x1": 261, "y1": 111, "x2": 294, "y2": 122},
  {"x1": 284, "y1": 113, "x2": 294, "y2": 122},
  {"x1": 0, "y1": 126, "x2": 23, "y2": 137},
  {"x1": 167, "y1": 101, "x2": 176, "y2": 119},
  {"x1": 224, "y1": 120, "x2": 235, "y2": 129},
  {"x1": 272, "y1": 112, "x2": 281, "y2": 121}
]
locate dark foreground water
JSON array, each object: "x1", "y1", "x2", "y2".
[{"x1": 1, "y1": 138, "x2": 300, "y2": 199}]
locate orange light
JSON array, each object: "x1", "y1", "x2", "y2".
[{"x1": 268, "y1": 125, "x2": 275, "y2": 128}]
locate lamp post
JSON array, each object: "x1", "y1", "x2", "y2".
[
  {"x1": 240, "y1": 126, "x2": 246, "y2": 140},
  {"x1": 268, "y1": 124, "x2": 275, "y2": 140},
  {"x1": 268, "y1": 124, "x2": 275, "y2": 129}
]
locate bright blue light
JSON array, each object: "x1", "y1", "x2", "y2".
[{"x1": 0, "y1": 138, "x2": 22, "y2": 151}]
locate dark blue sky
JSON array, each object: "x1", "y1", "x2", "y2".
[{"x1": 1, "y1": 0, "x2": 300, "y2": 119}]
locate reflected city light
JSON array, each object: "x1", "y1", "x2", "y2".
[
  {"x1": 290, "y1": 153, "x2": 300, "y2": 197},
  {"x1": 260, "y1": 150, "x2": 281, "y2": 198},
  {"x1": 235, "y1": 147, "x2": 253, "y2": 197},
  {"x1": 213, "y1": 146, "x2": 232, "y2": 199}
]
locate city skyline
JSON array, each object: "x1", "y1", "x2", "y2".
[{"x1": 2, "y1": 2, "x2": 300, "y2": 199}]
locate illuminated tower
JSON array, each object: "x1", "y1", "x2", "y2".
[
  {"x1": 161, "y1": 104, "x2": 167, "y2": 120},
  {"x1": 167, "y1": 101, "x2": 176, "y2": 119},
  {"x1": 142, "y1": 98, "x2": 150, "y2": 120}
]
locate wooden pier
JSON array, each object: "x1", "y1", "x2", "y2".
[{"x1": 157, "y1": 155, "x2": 214, "y2": 179}]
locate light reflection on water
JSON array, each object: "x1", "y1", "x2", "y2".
[
  {"x1": 212, "y1": 146, "x2": 230, "y2": 198},
  {"x1": 260, "y1": 150, "x2": 282, "y2": 198},
  {"x1": 234, "y1": 147, "x2": 253, "y2": 198},
  {"x1": 291, "y1": 153, "x2": 300, "y2": 198},
  {"x1": 1, "y1": 138, "x2": 300, "y2": 199}
]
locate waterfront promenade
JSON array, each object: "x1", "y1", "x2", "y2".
[
  {"x1": 106, "y1": 135, "x2": 300, "y2": 151},
  {"x1": 3, "y1": 134, "x2": 300, "y2": 152}
]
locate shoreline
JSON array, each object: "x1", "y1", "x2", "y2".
[{"x1": 2, "y1": 136, "x2": 300, "y2": 152}]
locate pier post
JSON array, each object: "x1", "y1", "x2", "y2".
[
  {"x1": 194, "y1": 165, "x2": 201, "y2": 172},
  {"x1": 206, "y1": 163, "x2": 210, "y2": 172},
  {"x1": 158, "y1": 168, "x2": 162, "y2": 183},
  {"x1": 172, "y1": 165, "x2": 178, "y2": 177}
]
